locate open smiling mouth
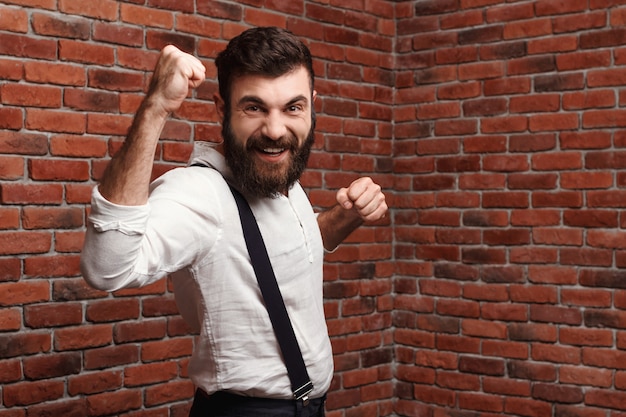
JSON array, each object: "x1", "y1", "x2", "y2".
[{"x1": 261, "y1": 147, "x2": 286, "y2": 155}]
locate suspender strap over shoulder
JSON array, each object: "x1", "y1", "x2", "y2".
[{"x1": 227, "y1": 184, "x2": 314, "y2": 403}]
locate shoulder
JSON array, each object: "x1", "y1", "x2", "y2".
[
  {"x1": 148, "y1": 165, "x2": 236, "y2": 216},
  {"x1": 151, "y1": 165, "x2": 228, "y2": 195}
]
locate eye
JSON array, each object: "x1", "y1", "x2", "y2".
[
  {"x1": 245, "y1": 105, "x2": 261, "y2": 112},
  {"x1": 286, "y1": 104, "x2": 304, "y2": 113}
]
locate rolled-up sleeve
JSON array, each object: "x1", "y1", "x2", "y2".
[
  {"x1": 80, "y1": 186, "x2": 154, "y2": 291},
  {"x1": 80, "y1": 166, "x2": 223, "y2": 293},
  {"x1": 88, "y1": 186, "x2": 150, "y2": 235}
]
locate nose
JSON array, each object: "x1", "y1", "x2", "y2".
[{"x1": 261, "y1": 110, "x2": 287, "y2": 140}]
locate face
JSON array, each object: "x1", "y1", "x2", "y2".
[{"x1": 217, "y1": 66, "x2": 317, "y2": 198}]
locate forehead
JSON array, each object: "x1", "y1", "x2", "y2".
[{"x1": 230, "y1": 66, "x2": 312, "y2": 105}]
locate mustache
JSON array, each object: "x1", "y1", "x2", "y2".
[{"x1": 245, "y1": 134, "x2": 298, "y2": 151}]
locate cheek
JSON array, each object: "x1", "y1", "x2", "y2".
[
  {"x1": 294, "y1": 120, "x2": 312, "y2": 141},
  {"x1": 231, "y1": 118, "x2": 259, "y2": 142}
]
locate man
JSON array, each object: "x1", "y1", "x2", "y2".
[{"x1": 81, "y1": 26, "x2": 387, "y2": 417}]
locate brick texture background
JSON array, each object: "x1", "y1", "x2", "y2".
[
  {"x1": 394, "y1": 1, "x2": 626, "y2": 416},
  {"x1": 1, "y1": 1, "x2": 626, "y2": 417}
]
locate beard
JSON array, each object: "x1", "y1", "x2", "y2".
[{"x1": 222, "y1": 111, "x2": 316, "y2": 198}]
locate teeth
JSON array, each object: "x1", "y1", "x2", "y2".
[{"x1": 263, "y1": 148, "x2": 285, "y2": 154}]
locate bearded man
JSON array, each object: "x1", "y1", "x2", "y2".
[{"x1": 80, "y1": 26, "x2": 387, "y2": 417}]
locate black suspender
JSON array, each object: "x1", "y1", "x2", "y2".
[
  {"x1": 227, "y1": 184, "x2": 314, "y2": 403},
  {"x1": 190, "y1": 162, "x2": 314, "y2": 402}
]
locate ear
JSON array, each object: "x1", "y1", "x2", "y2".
[
  {"x1": 312, "y1": 90, "x2": 317, "y2": 103},
  {"x1": 214, "y1": 93, "x2": 225, "y2": 121}
]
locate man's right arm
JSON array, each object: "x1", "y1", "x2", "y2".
[
  {"x1": 80, "y1": 46, "x2": 206, "y2": 291},
  {"x1": 99, "y1": 45, "x2": 206, "y2": 206}
]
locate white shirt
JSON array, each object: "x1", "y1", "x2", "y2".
[{"x1": 80, "y1": 141, "x2": 333, "y2": 399}]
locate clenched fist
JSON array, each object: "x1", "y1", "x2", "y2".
[
  {"x1": 336, "y1": 177, "x2": 388, "y2": 223},
  {"x1": 147, "y1": 45, "x2": 206, "y2": 115}
]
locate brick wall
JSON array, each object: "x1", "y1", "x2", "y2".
[
  {"x1": 3, "y1": 1, "x2": 626, "y2": 417},
  {"x1": 394, "y1": 1, "x2": 626, "y2": 416},
  {"x1": 0, "y1": 1, "x2": 395, "y2": 416}
]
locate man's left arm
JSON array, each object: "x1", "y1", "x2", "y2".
[{"x1": 316, "y1": 177, "x2": 388, "y2": 251}]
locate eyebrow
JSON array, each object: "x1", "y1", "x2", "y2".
[{"x1": 237, "y1": 94, "x2": 309, "y2": 108}]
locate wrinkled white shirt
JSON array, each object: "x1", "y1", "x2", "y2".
[{"x1": 80, "y1": 141, "x2": 333, "y2": 399}]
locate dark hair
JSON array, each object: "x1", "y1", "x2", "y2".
[{"x1": 215, "y1": 26, "x2": 314, "y2": 106}]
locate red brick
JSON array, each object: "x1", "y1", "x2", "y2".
[
  {"x1": 26, "y1": 108, "x2": 86, "y2": 134},
  {"x1": 0, "y1": 231, "x2": 52, "y2": 255},
  {"x1": 0, "y1": 258, "x2": 21, "y2": 282},
  {"x1": 0, "y1": 1, "x2": 56, "y2": 9},
  {"x1": 86, "y1": 389, "x2": 143, "y2": 416},
  {"x1": 33, "y1": 13, "x2": 90, "y2": 39},
  {"x1": 114, "y1": 280, "x2": 167, "y2": 297},
  {"x1": 117, "y1": 46, "x2": 160, "y2": 72},
  {"x1": 530, "y1": 113, "x2": 580, "y2": 132},
  {"x1": 175, "y1": 13, "x2": 221, "y2": 38},
  {"x1": 145, "y1": 380, "x2": 194, "y2": 406},
  {"x1": 0, "y1": 131, "x2": 48, "y2": 155},
  {"x1": 141, "y1": 295, "x2": 180, "y2": 317},
  {"x1": 141, "y1": 338, "x2": 194, "y2": 362},
  {"x1": 483, "y1": 377, "x2": 531, "y2": 398},
  {"x1": 124, "y1": 361, "x2": 178, "y2": 387},
  {"x1": 586, "y1": 389, "x2": 626, "y2": 410},
  {"x1": 88, "y1": 68, "x2": 145, "y2": 92},
  {"x1": 397, "y1": 364, "x2": 436, "y2": 385},
  {"x1": 168, "y1": 316, "x2": 195, "y2": 337},
  {"x1": 562, "y1": 288, "x2": 612, "y2": 307},
  {"x1": 0, "y1": 308, "x2": 21, "y2": 331},
  {"x1": 24, "y1": 254, "x2": 80, "y2": 278},
  {"x1": 86, "y1": 298, "x2": 140, "y2": 323},
  {"x1": 59, "y1": 0, "x2": 118, "y2": 20},
  {"x1": 0, "y1": 358, "x2": 22, "y2": 384},
  {"x1": 561, "y1": 248, "x2": 613, "y2": 267},
  {"x1": 54, "y1": 230, "x2": 85, "y2": 253},
  {"x1": 87, "y1": 113, "x2": 133, "y2": 135},
  {"x1": 555, "y1": 13, "x2": 600, "y2": 39},
  {"x1": 532, "y1": 152, "x2": 582, "y2": 171},
  {"x1": 505, "y1": 396, "x2": 553, "y2": 417},
  {"x1": 0, "y1": 107, "x2": 23, "y2": 130},
  {"x1": 1, "y1": 83, "x2": 62, "y2": 108},
  {"x1": 0, "y1": 332, "x2": 51, "y2": 361},
  {"x1": 146, "y1": 30, "x2": 196, "y2": 53},
  {"x1": 245, "y1": 6, "x2": 288, "y2": 28},
  {"x1": 3, "y1": 380, "x2": 65, "y2": 407},
  {"x1": 121, "y1": 3, "x2": 174, "y2": 28},
  {"x1": 23, "y1": 351, "x2": 82, "y2": 379},
  {"x1": 560, "y1": 365, "x2": 612, "y2": 388},
  {"x1": 0, "y1": 5, "x2": 28, "y2": 32},
  {"x1": 457, "y1": 391, "x2": 503, "y2": 412},
  {"x1": 0, "y1": 58, "x2": 22, "y2": 82},
  {"x1": 508, "y1": 360, "x2": 556, "y2": 382},
  {"x1": 29, "y1": 160, "x2": 89, "y2": 181},
  {"x1": 49, "y1": 134, "x2": 107, "y2": 158},
  {"x1": 54, "y1": 324, "x2": 112, "y2": 351},
  {"x1": 587, "y1": 151, "x2": 626, "y2": 169},
  {"x1": 24, "y1": 303, "x2": 83, "y2": 328},
  {"x1": 0, "y1": 156, "x2": 23, "y2": 180},
  {"x1": 67, "y1": 370, "x2": 123, "y2": 396},
  {"x1": 21, "y1": 207, "x2": 83, "y2": 230},
  {"x1": 0, "y1": 32, "x2": 57, "y2": 59},
  {"x1": 173, "y1": 101, "x2": 213, "y2": 123},
  {"x1": 556, "y1": 51, "x2": 611, "y2": 71},
  {"x1": 24, "y1": 61, "x2": 85, "y2": 86},
  {"x1": 93, "y1": 21, "x2": 144, "y2": 46},
  {"x1": 27, "y1": 398, "x2": 88, "y2": 417},
  {"x1": 65, "y1": 184, "x2": 95, "y2": 204},
  {"x1": 52, "y1": 278, "x2": 108, "y2": 302}
]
